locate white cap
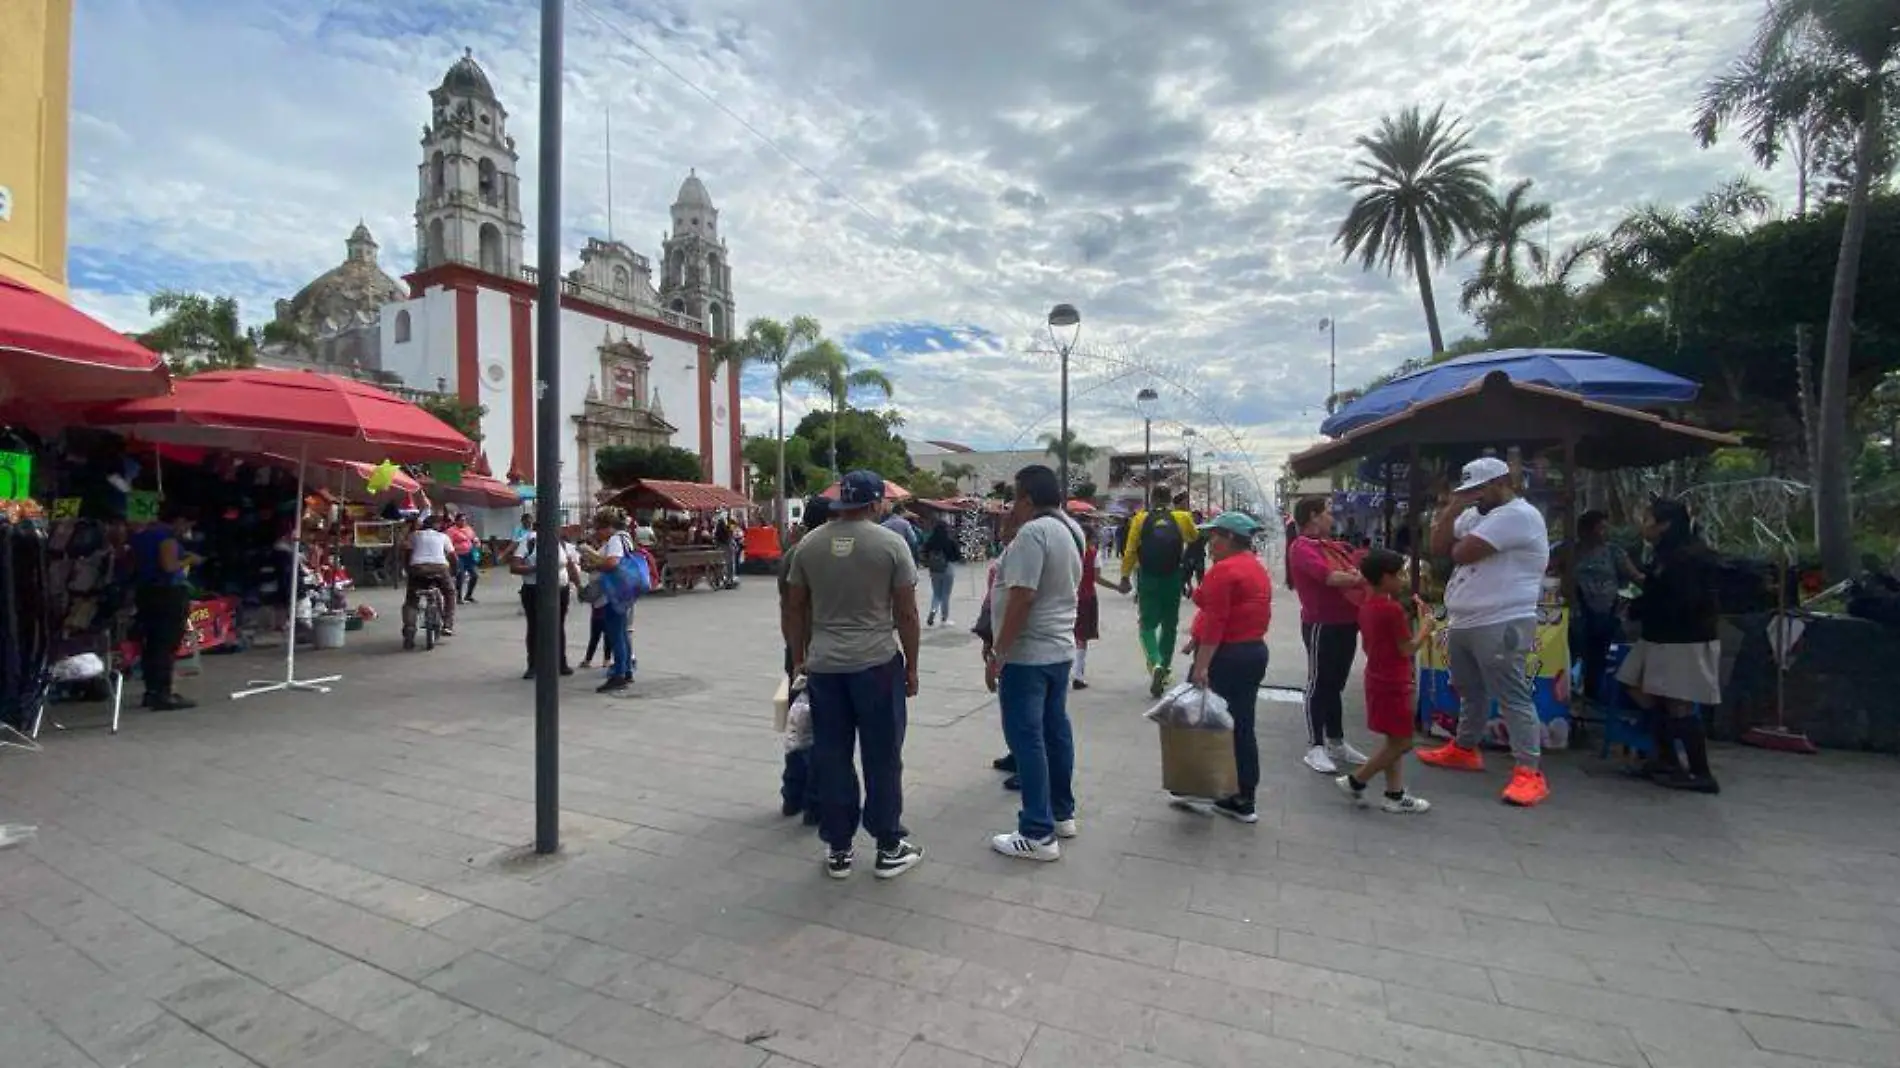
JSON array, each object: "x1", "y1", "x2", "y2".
[{"x1": 1454, "y1": 456, "x2": 1511, "y2": 493}]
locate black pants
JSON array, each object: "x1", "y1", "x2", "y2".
[
  {"x1": 807, "y1": 655, "x2": 908, "y2": 853},
  {"x1": 520, "y1": 585, "x2": 570, "y2": 670},
  {"x1": 1301, "y1": 621, "x2": 1359, "y2": 746},
  {"x1": 1209, "y1": 641, "x2": 1269, "y2": 801},
  {"x1": 585, "y1": 607, "x2": 606, "y2": 662},
  {"x1": 135, "y1": 585, "x2": 190, "y2": 698},
  {"x1": 1571, "y1": 604, "x2": 1620, "y2": 700}
]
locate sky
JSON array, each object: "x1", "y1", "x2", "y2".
[{"x1": 67, "y1": 0, "x2": 1776, "y2": 497}]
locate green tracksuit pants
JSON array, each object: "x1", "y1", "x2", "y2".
[{"x1": 1136, "y1": 572, "x2": 1186, "y2": 673}]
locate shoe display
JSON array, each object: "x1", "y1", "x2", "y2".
[
  {"x1": 1302, "y1": 745, "x2": 1338, "y2": 774},
  {"x1": 1417, "y1": 742, "x2": 1485, "y2": 772},
  {"x1": 991, "y1": 832, "x2": 1060, "y2": 862},
  {"x1": 1501, "y1": 767, "x2": 1550, "y2": 807}
]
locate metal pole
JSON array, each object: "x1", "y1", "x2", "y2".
[
  {"x1": 532, "y1": 0, "x2": 564, "y2": 856},
  {"x1": 1143, "y1": 418, "x2": 1152, "y2": 496},
  {"x1": 1328, "y1": 319, "x2": 1337, "y2": 415},
  {"x1": 1058, "y1": 345, "x2": 1070, "y2": 500},
  {"x1": 1184, "y1": 444, "x2": 1192, "y2": 510}
]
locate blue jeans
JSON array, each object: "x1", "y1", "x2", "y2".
[
  {"x1": 998, "y1": 660, "x2": 1076, "y2": 840},
  {"x1": 602, "y1": 602, "x2": 634, "y2": 678},
  {"x1": 807, "y1": 655, "x2": 908, "y2": 853},
  {"x1": 928, "y1": 567, "x2": 954, "y2": 619}
]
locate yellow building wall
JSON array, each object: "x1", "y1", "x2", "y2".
[{"x1": 0, "y1": 0, "x2": 73, "y2": 299}]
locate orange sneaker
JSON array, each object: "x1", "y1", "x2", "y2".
[
  {"x1": 1417, "y1": 742, "x2": 1485, "y2": 772},
  {"x1": 1502, "y1": 767, "x2": 1550, "y2": 807}
]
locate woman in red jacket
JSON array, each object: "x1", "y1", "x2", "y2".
[{"x1": 1182, "y1": 511, "x2": 1273, "y2": 823}]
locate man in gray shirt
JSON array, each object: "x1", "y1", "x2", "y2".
[
  {"x1": 787, "y1": 470, "x2": 925, "y2": 881},
  {"x1": 985, "y1": 464, "x2": 1084, "y2": 862}
]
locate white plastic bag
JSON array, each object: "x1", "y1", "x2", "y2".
[
  {"x1": 1143, "y1": 682, "x2": 1233, "y2": 731},
  {"x1": 784, "y1": 692, "x2": 813, "y2": 753},
  {"x1": 50, "y1": 653, "x2": 105, "y2": 682}
]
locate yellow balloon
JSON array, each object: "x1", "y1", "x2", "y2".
[{"x1": 365, "y1": 460, "x2": 398, "y2": 494}]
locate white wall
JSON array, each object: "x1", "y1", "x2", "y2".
[
  {"x1": 475, "y1": 288, "x2": 515, "y2": 474},
  {"x1": 379, "y1": 288, "x2": 458, "y2": 392}
]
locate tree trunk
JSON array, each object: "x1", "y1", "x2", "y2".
[
  {"x1": 1408, "y1": 227, "x2": 1447, "y2": 354},
  {"x1": 1814, "y1": 86, "x2": 1881, "y2": 582}
]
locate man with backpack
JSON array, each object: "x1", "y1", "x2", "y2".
[{"x1": 1120, "y1": 486, "x2": 1201, "y2": 697}]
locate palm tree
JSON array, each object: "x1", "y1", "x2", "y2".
[
  {"x1": 1334, "y1": 105, "x2": 1494, "y2": 354},
  {"x1": 780, "y1": 341, "x2": 895, "y2": 477},
  {"x1": 712, "y1": 315, "x2": 822, "y2": 531},
  {"x1": 1038, "y1": 429, "x2": 1100, "y2": 469},
  {"x1": 940, "y1": 461, "x2": 979, "y2": 495},
  {"x1": 1698, "y1": 0, "x2": 1899, "y2": 580},
  {"x1": 1477, "y1": 236, "x2": 1608, "y2": 345},
  {"x1": 1459, "y1": 178, "x2": 1552, "y2": 312}
]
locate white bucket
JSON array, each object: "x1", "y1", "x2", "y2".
[{"x1": 312, "y1": 614, "x2": 347, "y2": 650}]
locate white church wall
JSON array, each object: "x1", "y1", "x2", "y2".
[
  {"x1": 475, "y1": 288, "x2": 516, "y2": 474},
  {"x1": 378, "y1": 287, "x2": 459, "y2": 394}
]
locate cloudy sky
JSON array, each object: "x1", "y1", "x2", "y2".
[{"x1": 69, "y1": 0, "x2": 1774, "y2": 494}]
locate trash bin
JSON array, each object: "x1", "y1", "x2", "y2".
[{"x1": 312, "y1": 613, "x2": 347, "y2": 650}]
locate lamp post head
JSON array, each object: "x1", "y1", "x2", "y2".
[
  {"x1": 1135, "y1": 387, "x2": 1159, "y2": 420},
  {"x1": 1047, "y1": 303, "x2": 1080, "y2": 329},
  {"x1": 1318, "y1": 317, "x2": 1332, "y2": 332}
]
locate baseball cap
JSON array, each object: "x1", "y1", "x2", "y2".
[
  {"x1": 1454, "y1": 456, "x2": 1511, "y2": 493},
  {"x1": 837, "y1": 470, "x2": 885, "y2": 509},
  {"x1": 1200, "y1": 511, "x2": 1263, "y2": 539}
]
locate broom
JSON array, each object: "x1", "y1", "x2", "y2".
[{"x1": 1740, "y1": 556, "x2": 1818, "y2": 754}]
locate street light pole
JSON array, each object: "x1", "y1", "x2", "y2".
[
  {"x1": 1135, "y1": 388, "x2": 1158, "y2": 502},
  {"x1": 1319, "y1": 317, "x2": 1337, "y2": 414},
  {"x1": 1048, "y1": 304, "x2": 1081, "y2": 499},
  {"x1": 1182, "y1": 428, "x2": 1196, "y2": 509},
  {"x1": 532, "y1": 0, "x2": 565, "y2": 856}
]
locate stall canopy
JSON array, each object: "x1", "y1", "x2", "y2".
[
  {"x1": 430, "y1": 471, "x2": 520, "y2": 509},
  {"x1": 1321, "y1": 348, "x2": 1702, "y2": 438},
  {"x1": 1290, "y1": 371, "x2": 1740, "y2": 479},
  {"x1": 820, "y1": 478, "x2": 911, "y2": 502},
  {"x1": 0, "y1": 275, "x2": 170, "y2": 415},
  {"x1": 604, "y1": 478, "x2": 751, "y2": 513}
]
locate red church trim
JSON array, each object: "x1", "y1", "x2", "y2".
[
  {"x1": 404, "y1": 262, "x2": 707, "y2": 347},
  {"x1": 509, "y1": 295, "x2": 533, "y2": 479},
  {"x1": 452, "y1": 283, "x2": 479, "y2": 406},
  {"x1": 697, "y1": 341, "x2": 714, "y2": 483},
  {"x1": 724, "y1": 342, "x2": 741, "y2": 491}
]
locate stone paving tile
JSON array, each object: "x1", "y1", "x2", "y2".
[{"x1": 5, "y1": 581, "x2": 1900, "y2": 1068}]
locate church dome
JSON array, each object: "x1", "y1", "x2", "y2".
[
  {"x1": 674, "y1": 170, "x2": 713, "y2": 208},
  {"x1": 438, "y1": 48, "x2": 497, "y2": 102},
  {"x1": 280, "y1": 227, "x2": 409, "y2": 336}
]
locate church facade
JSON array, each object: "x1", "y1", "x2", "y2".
[{"x1": 356, "y1": 49, "x2": 739, "y2": 507}]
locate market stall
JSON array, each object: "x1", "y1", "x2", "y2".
[
  {"x1": 1290, "y1": 369, "x2": 1740, "y2": 746},
  {"x1": 599, "y1": 478, "x2": 751, "y2": 592}
]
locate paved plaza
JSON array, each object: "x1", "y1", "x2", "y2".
[{"x1": 2, "y1": 568, "x2": 1898, "y2": 1068}]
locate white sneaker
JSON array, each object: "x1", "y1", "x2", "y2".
[
  {"x1": 1303, "y1": 745, "x2": 1338, "y2": 774},
  {"x1": 1329, "y1": 740, "x2": 1369, "y2": 766},
  {"x1": 991, "y1": 832, "x2": 1060, "y2": 862},
  {"x1": 1054, "y1": 819, "x2": 1078, "y2": 839},
  {"x1": 1335, "y1": 775, "x2": 1368, "y2": 807},
  {"x1": 1382, "y1": 793, "x2": 1432, "y2": 814},
  {"x1": 941, "y1": 618, "x2": 955, "y2": 628}
]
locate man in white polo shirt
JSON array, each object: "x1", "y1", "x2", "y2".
[{"x1": 1418, "y1": 457, "x2": 1553, "y2": 807}]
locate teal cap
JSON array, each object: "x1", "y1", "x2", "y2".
[{"x1": 1200, "y1": 511, "x2": 1262, "y2": 538}]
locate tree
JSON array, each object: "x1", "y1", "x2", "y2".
[
  {"x1": 743, "y1": 434, "x2": 825, "y2": 502},
  {"x1": 595, "y1": 444, "x2": 704, "y2": 489},
  {"x1": 1699, "y1": 0, "x2": 1900, "y2": 580},
  {"x1": 1460, "y1": 178, "x2": 1553, "y2": 311},
  {"x1": 713, "y1": 316, "x2": 823, "y2": 530},
  {"x1": 780, "y1": 341, "x2": 895, "y2": 476},
  {"x1": 417, "y1": 395, "x2": 486, "y2": 444},
  {"x1": 1474, "y1": 235, "x2": 1608, "y2": 346},
  {"x1": 789, "y1": 408, "x2": 910, "y2": 484},
  {"x1": 1600, "y1": 178, "x2": 1774, "y2": 315},
  {"x1": 137, "y1": 291, "x2": 293, "y2": 373},
  {"x1": 1038, "y1": 429, "x2": 1100, "y2": 468},
  {"x1": 939, "y1": 461, "x2": 979, "y2": 495},
  {"x1": 1334, "y1": 105, "x2": 1494, "y2": 354}
]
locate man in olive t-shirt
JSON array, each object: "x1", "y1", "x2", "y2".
[{"x1": 786, "y1": 471, "x2": 924, "y2": 881}]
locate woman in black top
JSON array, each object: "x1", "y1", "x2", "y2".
[{"x1": 1617, "y1": 498, "x2": 1722, "y2": 793}]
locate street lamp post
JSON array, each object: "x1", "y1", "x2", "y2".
[
  {"x1": 1182, "y1": 427, "x2": 1197, "y2": 509},
  {"x1": 1048, "y1": 304, "x2": 1081, "y2": 499},
  {"x1": 1319, "y1": 317, "x2": 1337, "y2": 414},
  {"x1": 1135, "y1": 388, "x2": 1159, "y2": 500},
  {"x1": 532, "y1": 0, "x2": 566, "y2": 856}
]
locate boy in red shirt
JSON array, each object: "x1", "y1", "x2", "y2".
[{"x1": 1336, "y1": 548, "x2": 1434, "y2": 813}]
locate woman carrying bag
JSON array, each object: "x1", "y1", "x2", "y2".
[{"x1": 1180, "y1": 512, "x2": 1273, "y2": 823}]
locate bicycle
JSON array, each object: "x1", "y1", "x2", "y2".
[{"x1": 415, "y1": 586, "x2": 444, "y2": 651}]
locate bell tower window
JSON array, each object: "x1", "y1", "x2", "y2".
[{"x1": 478, "y1": 158, "x2": 497, "y2": 204}]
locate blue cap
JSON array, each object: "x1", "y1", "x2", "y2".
[{"x1": 837, "y1": 470, "x2": 885, "y2": 508}]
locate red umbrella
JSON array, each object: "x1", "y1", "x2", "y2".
[
  {"x1": 90, "y1": 369, "x2": 473, "y2": 702},
  {"x1": 90, "y1": 368, "x2": 472, "y2": 465},
  {"x1": 0, "y1": 275, "x2": 170, "y2": 415}
]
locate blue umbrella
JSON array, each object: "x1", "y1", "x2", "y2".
[{"x1": 1321, "y1": 348, "x2": 1700, "y2": 438}]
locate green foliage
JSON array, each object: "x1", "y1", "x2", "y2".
[
  {"x1": 790, "y1": 408, "x2": 911, "y2": 484},
  {"x1": 904, "y1": 468, "x2": 958, "y2": 501},
  {"x1": 138, "y1": 291, "x2": 262, "y2": 374},
  {"x1": 939, "y1": 461, "x2": 980, "y2": 494},
  {"x1": 416, "y1": 395, "x2": 486, "y2": 444},
  {"x1": 1039, "y1": 430, "x2": 1100, "y2": 466},
  {"x1": 743, "y1": 434, "x2": 825, "y2": 500},
  {"x1": 595, "y1": 444, "x2": 704, "y2": 488}
]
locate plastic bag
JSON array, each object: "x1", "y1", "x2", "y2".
[
  {"x1": 1143, "y1": 682, "x2": 1233, "y2": 731},
  {"x1": 784, "y1": 692, "x2": 813, "y2": 753},
  {"x1": 50, "y1": 653, "x2": 105, "y2": 682}
]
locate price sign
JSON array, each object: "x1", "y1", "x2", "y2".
[
  {"x1": 127, "y1": 491, "x2": 160, "y2": 523},
  {"x1": 0, "y1": 451, "x2": 32, "y2": 501},
  {"x1": 429, "y1": 462, "x2": 464, "y2": 486},
  {"x1": 51, "y1": 498, "x2": 81, "y2": 519}
]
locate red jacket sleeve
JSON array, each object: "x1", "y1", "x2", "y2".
[{"x1": 1289, "y1": 537, "x2": 1331, "y2": 588}]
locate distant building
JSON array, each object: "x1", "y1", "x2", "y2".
[{"x1": 258, "y1": 224, "x2": 409, "y2": 378}]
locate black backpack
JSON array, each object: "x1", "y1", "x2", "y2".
[{"x1": 1137, "y1": 510, "x2": 1184, "y2": 576}]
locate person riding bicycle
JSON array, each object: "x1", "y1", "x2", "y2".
[{"x1": 402, "y1": 513, "x2": 459, "y2": 648}]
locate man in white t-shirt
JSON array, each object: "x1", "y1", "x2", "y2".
[
  {"x1": 1418, "y1": 457, "x2": 1553, "y2": 807},
  {"x1": 402, "y1": 515, "x2": 459, "y2": 645}
]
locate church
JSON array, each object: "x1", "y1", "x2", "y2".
[{"x1": 267, "y1": 49, "x2": 741, "y2": 509}]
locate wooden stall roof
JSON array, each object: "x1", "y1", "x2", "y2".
[
  {"x1": 603, "y1": 478, "x2": 752, "y2": 513},
  {"x1": 1288, "y1": 371, "x2": 1741, "y2": 478}
]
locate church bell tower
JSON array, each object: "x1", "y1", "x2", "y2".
[
  {"x1": 414, "y1": 49, "x2": 525, "y2": 277},
  {"x1": 657, "y1": 170, "x2": 735, "y2": 339}
]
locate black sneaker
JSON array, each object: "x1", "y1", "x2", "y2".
[
  {"x1": 559, "y1": 664, "x2": 575, "y2": 677},
  {"x1": 1003, "y1": 774, "x2": 1021, "y2": 791},
  {"x1": 596, "y1": 675, "x2": 630, "y2": 694},
  {"x1": 522, "y1": 668, "x2": 535, "y2": 680},
  {"x1": 1212, "y1": 796, "x2": 1259, "y2": 824},
  {"x1": 1656, "y1": 771, "x2": 1721, "y2": 795},
  {"x1": 874, "y1": 840, "x2": 924, "y2": 880},
  {"x1": 992, "y1": 754, "x2": 1016, "y2": 772},
  {"x1": 825, "y1": 849, "x2": 854, "y2": 880}
]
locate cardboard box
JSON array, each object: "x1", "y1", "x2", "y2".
[
  {"x1": 773, "y1": 676, "x2": 792, "y2": 733},
  {"x1": 1159, "y1": 723, "x2": 1238, "y2": 799}
]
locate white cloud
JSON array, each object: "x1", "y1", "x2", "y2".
[{"x1": 66, "y1": 0, "x2": 1774, "y2": 500}]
